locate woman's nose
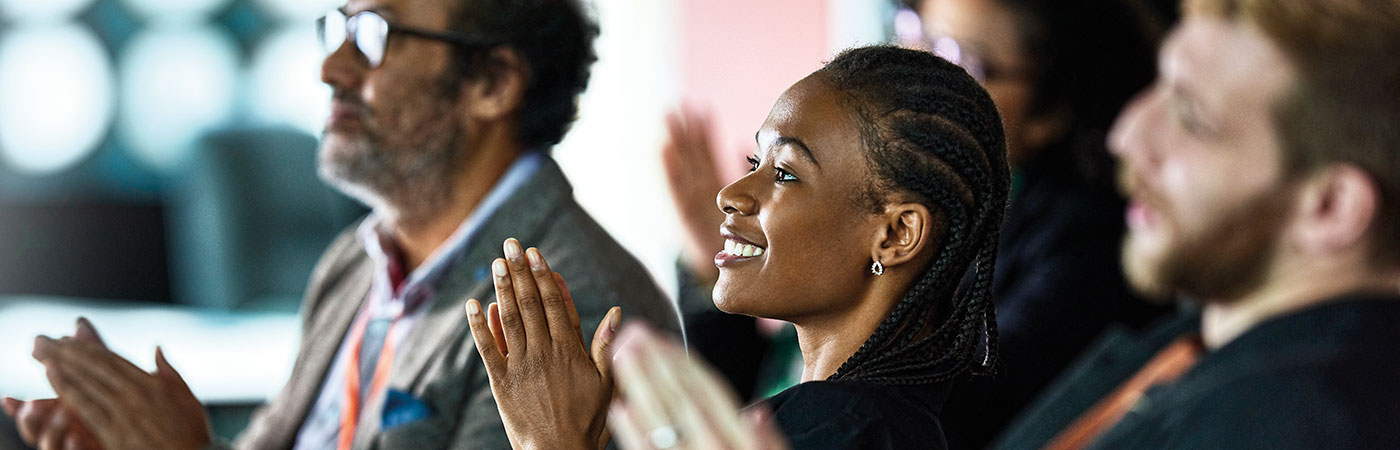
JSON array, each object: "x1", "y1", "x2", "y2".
[{"x1": 717, "y1": 174, "x2": 758, "y2": 216}]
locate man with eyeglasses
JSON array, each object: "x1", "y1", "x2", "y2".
[{"x1": 2, "y1": 0, "x2": 681, "y2": 449}]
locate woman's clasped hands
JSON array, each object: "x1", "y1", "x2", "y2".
[
  {"x1": 464, "y1": 238, "x2": 618, "y2": 450},
  {"x1": 468, "y1": 238, "x2": 788, "y2": 450}
]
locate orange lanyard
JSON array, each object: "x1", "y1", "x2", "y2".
[{"x1": 337, "y1": 302, "x2": 403, "y2": 450}]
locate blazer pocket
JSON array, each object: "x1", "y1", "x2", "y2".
[{"x1": 374, "y1": 416, "x2": 449, "y2": 450}]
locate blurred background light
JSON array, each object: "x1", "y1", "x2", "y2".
[
  {"x1": 0, "y1": 0, "x2": 95, "y2": 23},
  {"x1": 118, "y1": 25, "x2": 239, "y2": 172},
  {"x1": 121, "y1": 0, "x2": 229, "y2": 23},
  {"x1": 249, "y1": 24, "x2": 330, "y2": 136},
  {"x1": 0, "y1": 25, "x2": 115, "y2": 176},
  {"x1": 253, "y1": 0, "x2": 341, "y2": 21},
  {"x1": 893, "y1": 7, "x2": 923, "y2": 44}
]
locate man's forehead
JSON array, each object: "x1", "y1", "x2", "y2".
[
  {"x1": 342, "y1": 0, "x2": 450, "y2": 21},
  {"x1": 1161, "y1": 18, "x2": 1295, "y2": 106}
]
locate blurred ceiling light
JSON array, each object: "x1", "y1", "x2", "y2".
[
  {"x1": 0, "y1": 0, "x2": 95, "y2": 22},
  {"x1": 254, "y1": 0, "x2": 343, "y2": 21},
  {"x1": 250, "y1": 24, "x2": 330, "y2": 136},
  {"x1": 0, "y1": 25, "x2": 115, "y2": 175},
  {"x1": 118, "y1": 26, "x2": 238, "y2": 172},
  {"x1": 121, "y1": 0, "x2": 229, "y2": 23}
]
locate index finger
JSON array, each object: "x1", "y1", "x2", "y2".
[{"x1": 491, "y1": 258, "x2": 527, "y2": 357}]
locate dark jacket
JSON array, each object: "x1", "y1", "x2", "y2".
[
  {"x1": 992, "y1": 309, "x2": 1199, "y2": 449},
  {"x1": 1088, "y1": 293, "x2": 1400, "y2": 450}
]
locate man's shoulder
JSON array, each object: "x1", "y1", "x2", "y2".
[
  {"x1": 295, "y1": 217, "x2": 372, "y2": 317},
  {"x1": 1120, "y1": 336, "x2": 1400, "y2": 449},
  {"x1": 308, "y1": 218, "x2": 371, "y2": 283},
  {"x1": 527, "y1": 199, "x2": 680, "y2": 334}
]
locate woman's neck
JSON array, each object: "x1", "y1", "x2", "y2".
[{"x1": 792, "y1": 285, "x2": 905, "y2": 382}]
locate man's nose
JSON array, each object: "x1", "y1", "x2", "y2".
[
  {"x1": 320, "y1": 39, "x2": 364, "y2": 90},
  {"x1": 1107, "y1": 87, "x2": 1160, "y2": 168}
]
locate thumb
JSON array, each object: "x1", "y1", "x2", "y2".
[
  {"x1": 73, "y1": 317, "x2": 106, "y2": 349},
  {"x1": 154, "y1": 347, "x2": 194, "y2": 397},
  {"x1": 590, "y1": 307, "x2": 621, "y2": 378},
  {"x1": 1, "y1": 397, "x2": 20, "y2": 417}
]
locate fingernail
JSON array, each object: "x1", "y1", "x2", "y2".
[
  {"x1": 526, "y1": 248, "x2": 544, "y2": 270},
  {"x1": 504, "y1": 238, "x2": 522, "y2": 260},
  {"x1": 609, "y1": 307, "x2": 622, "y2": 332},
  {"x1": 465, "y1": 300, "x2": 480, "y2": 315},
  {"x1": 492, "y1": 259, "x2": 508, "y2": 278}
]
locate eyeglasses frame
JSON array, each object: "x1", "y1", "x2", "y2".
[{"x1": 317, "y1": 8, "x2": 501, "y2": 69}]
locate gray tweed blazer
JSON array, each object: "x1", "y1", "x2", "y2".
[{"x1": 230, "y1": 156, "x2": 681, "y2": 450}]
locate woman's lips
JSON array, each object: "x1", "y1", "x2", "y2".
[{"x1": 714, "y1": 236, "x2": 766, "y2": 268}]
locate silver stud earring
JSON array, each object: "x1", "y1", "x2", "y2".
[{"x1": 871, "y1": 260, "x2": 884, "y2": 276}]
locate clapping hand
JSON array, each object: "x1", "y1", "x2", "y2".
[
  {"x1": 28, "y1": 329, "x2": 211, "y2": 450},
  {"x1": 2, "y1": 318, "x2": 105, "y2": 450},
  {"x1": 609, "y1": 325, "x2": 789, "y2": 450},
  {"x1": 465, "y1": 238, "x2": 619, "y2": 450},
  {"x1": 662, "y1": 108, "x2": 728, "y2": 284}
]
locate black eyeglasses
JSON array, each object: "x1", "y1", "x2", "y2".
[{"x1": 317, "y1": 9, "x2": 497, "y2": 69}]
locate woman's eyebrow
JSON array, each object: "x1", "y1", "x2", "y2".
[{"x1": 754, "y1": 131, "x2": 820, "y2": 168}]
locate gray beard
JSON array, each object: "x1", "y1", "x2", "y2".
[{"x1": 318, "y1": 104, "x2": 464, "y2": 225}]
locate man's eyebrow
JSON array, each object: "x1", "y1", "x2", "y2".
[{"x1": 340, "y1": 5, "x2": 392, "y2": 18}]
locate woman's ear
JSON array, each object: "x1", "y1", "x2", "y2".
[
  {"x1": 871, "y1": 203, "x2": 937, "y2": 270},
  {"x1": 459, "y1": 47, "x2": 529, "y2": 122}
]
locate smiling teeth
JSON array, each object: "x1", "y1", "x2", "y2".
[{"x1": 723, "y1": 239, "x2": 764, "y2": 257}]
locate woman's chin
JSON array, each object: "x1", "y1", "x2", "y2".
[
  {"x1": 711, "y1": 285, "x2": 758, "y2": 317},
  {"x1": 710, "y1": 293, "x2": 745, "y2": 315}
]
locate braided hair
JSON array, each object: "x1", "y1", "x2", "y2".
[{"x1": 821, "y1": 46, "x2": 1010, "y2": 385}]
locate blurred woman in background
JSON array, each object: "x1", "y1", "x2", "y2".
[{"x1": 899, "y1": 0, "x2": 1170, "y2": 446}]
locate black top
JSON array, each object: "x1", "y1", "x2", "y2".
[
  {"x1": 763, "y1": 380, "x2": 954, "y2": 450},
  {"x1": 1090, "y1": 292, "x2": 1400, "y2": 449}
]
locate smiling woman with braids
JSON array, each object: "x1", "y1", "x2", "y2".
[{"x1": 461, "y1": 45, "x2": 1009, "y2": 449}]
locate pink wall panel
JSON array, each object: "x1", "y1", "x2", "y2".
[{"x1": 679, "y1": 0, "x2": 829, "y2": 183}]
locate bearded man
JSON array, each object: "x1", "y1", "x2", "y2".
[
  {"x1": 995, "y1": 0, "x2": 1400, "y2": 448},
  {"x1": 2, "y1": 0, "x2": 680, "y2": 449}
]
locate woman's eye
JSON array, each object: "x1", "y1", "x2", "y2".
[
  {"x1": 746, "y1": 156, "x2": 760, "y2": 173},
  {"x1": 776, "y1": 167, "x2": 798, "y2": 183}
]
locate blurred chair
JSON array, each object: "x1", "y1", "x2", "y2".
[
  {"x1": 166, "y1": 127, "x2": 364, "y2": 312},
  {"x1": 0, "y1": 202, "x2": 171, "y2": 302}
]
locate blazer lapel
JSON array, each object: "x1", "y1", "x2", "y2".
[
  {"x1": 355, "y1": 156, "x2": 574, "y2": 447},
  {"x1": 268, "y1": 255, "x2": 373, "y2": 447}
]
